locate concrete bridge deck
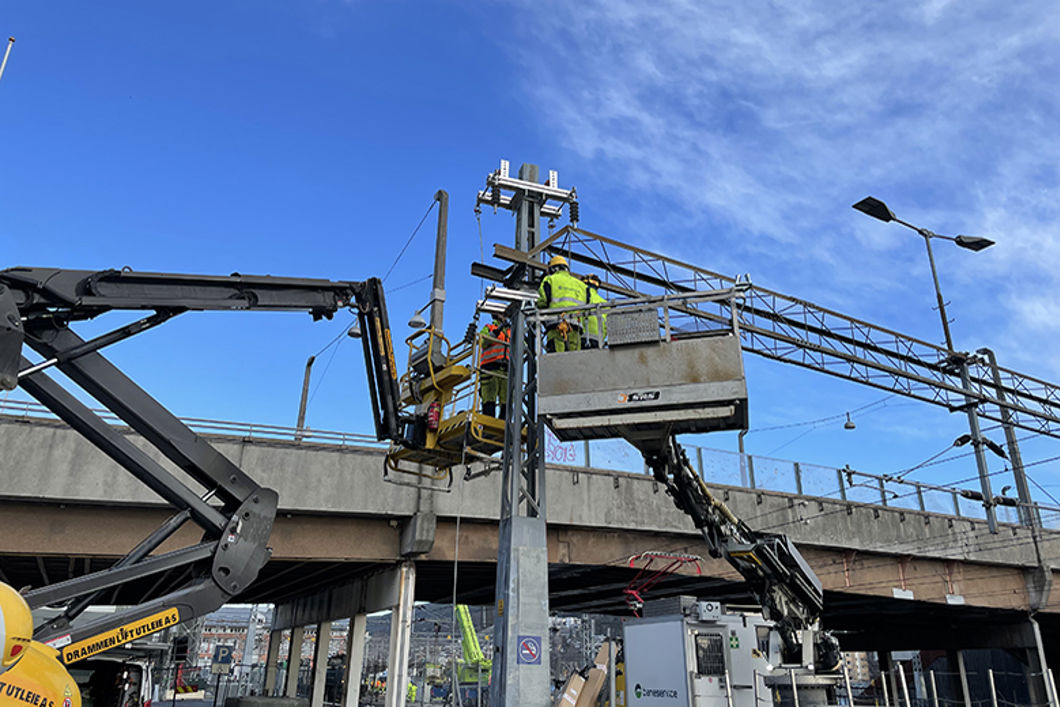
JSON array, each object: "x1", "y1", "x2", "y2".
[{"x1": 1, "y1": 409, "x2": 1058, "y2": 653}]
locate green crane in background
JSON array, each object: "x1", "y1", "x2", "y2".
[{"x1": 455, "y1": 604, "x2": 492, "y2": 683}]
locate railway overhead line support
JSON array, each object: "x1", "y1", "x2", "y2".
[{"x1": 483, "y1": 225, "x2": 1059, "y2": 534}]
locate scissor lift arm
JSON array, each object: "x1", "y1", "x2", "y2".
[{"x1": 0, "y1": 267, "x2": 404, "y2": 658}]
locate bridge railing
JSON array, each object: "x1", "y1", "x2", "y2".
[
  {"x1": 542, "y1": 430, "x2": 1047, "y2": 529},
  {"x1": 0, "y1": 397, "x2": 386, "y2": 449},
  {"x1": 2, "y1": 396, "x2": 1050, "y2": 529}
]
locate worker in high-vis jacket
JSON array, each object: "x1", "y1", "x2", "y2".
[
  {"x1": 0, "y1": 581, "x2": 82, "y2": 707},
  {"x1": 580, "y1": 273, "x2": 608, "y2": 349},
  {"x1": 536, "y1": 255, "x2": 588, "y2": 353},
  {"x1": 478, "y1": 313, "x2": 510, "y2": 419}
]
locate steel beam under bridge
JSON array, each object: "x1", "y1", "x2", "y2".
[{"x1": 2, "y1": 499, "x2": 1058, "y2": 612}]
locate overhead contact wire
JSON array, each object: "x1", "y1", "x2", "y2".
[{"x1": 382, "y1": 199, "x2": 437, "y2": 284}]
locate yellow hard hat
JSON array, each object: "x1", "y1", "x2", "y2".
[
  {"x1": 548, "y1": 255, "x2": 568, "y2": 269},
  {"x1": 0, "y1": 582, "x2": 33, "y2": 674}
]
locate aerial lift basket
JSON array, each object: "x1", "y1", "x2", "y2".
[
  {"x1": 384, "y1": 322, "x2": 514, "y2": 487},
  {"x1": 538, "y1": 288, "x2": 749, "y2": 445}
]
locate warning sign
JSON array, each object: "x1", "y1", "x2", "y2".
[
  {"x1": 516, "y1": 635, "x2": 541, "y2": 665},
  {"x1": 62, "y1": 608, "x2": 180, "y2": 664}
]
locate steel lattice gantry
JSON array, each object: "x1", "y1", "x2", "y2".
[
  {"x1": 486, "y1": 225, "x2": 1060, "y2": 442},
  {"x1": 482, "y1": 225, "x2": 1059, "y2": 532}
]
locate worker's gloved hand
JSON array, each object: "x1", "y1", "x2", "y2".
[{"x1": 557, "y1": 320, "x2": 571, "y2": 339}]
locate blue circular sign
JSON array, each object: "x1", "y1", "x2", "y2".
[{"x1": 517, "y1": 635, "x2": 541, "y2": 665}]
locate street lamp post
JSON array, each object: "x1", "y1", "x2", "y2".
[
  {"x1": 853, "y1": 196, "x2": 1002, "y2": 533},
  {"x1": 852, "y1": 196, "x2": 994, "y2": 352}
]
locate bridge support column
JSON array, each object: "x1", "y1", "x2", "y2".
[
  {"x1": 286, "y1": 626, "x2": 306, "y2": 698},
  {"x1": 954, "y1": 650, "x2": 973, "y2": 707},
  {"x1": 879, "y1": 652, "x2": 898, "y2": 706},
  {"x1": 264, "y1": 629, "x2": 282, "y2": 695},
  {"x1": 343, "y1": 613, "x2": 368, "y2": 707},
  {"x1": 1023, "y1": 618, "x2": 1054, "y2": 707},
  {"x1": 310, "y1": 620, "x2": 332, "y2": 707},
  {"x1": 385, "y1": 561, "x2": 416, "y2": 707}
]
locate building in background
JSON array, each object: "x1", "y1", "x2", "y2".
[{"x1": 197, "y1": 605, "x2": 273, "y2": 666}]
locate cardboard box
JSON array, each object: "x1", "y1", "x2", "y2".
[
  {"x1": 553, "y1": 673, "x2": 586, "y2": 707},
  {"x1": 575, "y1": 667, "x2": 607, "y2": 707},
  {"x1": 593, "y1": 640, "x2": 614, "y2": 670}
]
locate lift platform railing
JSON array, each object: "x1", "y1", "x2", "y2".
[
  {"x1": 383, "y1": 323, "x2": 510, "y2": 486},
  {"x1": 534, "y1": 287, "x2": 750, "y2": 445},
  {"x1": 531, "y1": 285, "x2": 744, "y2": 344}
]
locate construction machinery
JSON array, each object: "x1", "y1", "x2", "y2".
[
  {"x1": 536, "y1": 287, "x2": 840, "y2": 672},
  {"x1": 382, "y1": 318, "x2": 512, "y2": 487},
  {"x1": 468, "y1": 159, "x2": 838, "y2": 705},
  {"x1": 0, "y1": 267, "x2": 409, "y2": 663},
  {"x1": 453, "y1": 604, "x2": 492, "y2": 704},
  {"x1": 623, "y1": 597, "x2": 843, "y2": 707}
]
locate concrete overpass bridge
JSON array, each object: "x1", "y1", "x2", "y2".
[{"x1": 2, "y1": 401, "x2": 1058, "y2": 658}]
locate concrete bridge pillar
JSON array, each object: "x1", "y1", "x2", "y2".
[
  {"x1": 264, "y1": 629, "x2": 283, "y2": 695},
  {"x1": 342, "y1": 613, "x2": 368, "y2": 707},
  {"x1": 269, "y1": 561, "x2": 423, "y2": 706},
  {"x1": 310, "y1": 621, "x2": 332, "y2": 707},
  {"x1": 1022, "y1": 618, "x2": 1054, "y2": 707},
  {"x1": 878, "y1": 652, "x2": 899, "y2": 706},
  {"x1": 953, "y1": 650, "x2": 973, "y2": 707},
  {"x1": 385, "y1": 561, "x2": 417, "y2": 707},
  {"x1": 286, "y1": 626, "x2": 306, "y2": 698}
]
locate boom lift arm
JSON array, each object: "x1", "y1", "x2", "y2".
[
  {"x1": 640, "y1": 435, "x2": 840, "y2": 670},
  {"x1": 0, "y1": 267, "x2": 405, "y2": 661},
  {"x1": 532, "y1": 284, "x2": 837, "y2": 668}
]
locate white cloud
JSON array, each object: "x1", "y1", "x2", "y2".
[{"x1": 503, "y1": 0, "x2": 1060, "y2": 377}]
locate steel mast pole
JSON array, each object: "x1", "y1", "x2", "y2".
[
  {"x1": 977, "y1": 347, "x2": 1038, "y2": 527},
  {"x1": 917, "y1": 229, "x2": 955, "y2": 351},
  {"x1": 430, "y1": 190, "x2": 448, "y2": 331},
  {"x1": 0, "y1": 38, "x2": 14, "y2": 85},
  {"x1": 295, "y1": 355, "x2": 315, "y2": 441},
  {"x1": 489, "y1": 162, "x2": 552, "y2": 707},
  {"x1": 898, "y1": 217, "x2": 998, "y2": 533}
]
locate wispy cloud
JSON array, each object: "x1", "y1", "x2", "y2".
[{"x1": 505, "y1": 0, "x2": 1060, "y2": 374}]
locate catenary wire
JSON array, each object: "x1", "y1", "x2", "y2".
[
  {"x1": 382, "y1": 199, "x2": 437, "y2": 284},
  {"x1": 752, "y1": 395, "x2": 895, "y2": 434}
]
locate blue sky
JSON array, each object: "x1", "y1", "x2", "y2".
[{"x1": 4, "y1": 1, "x2": 1060, "y2": 512}]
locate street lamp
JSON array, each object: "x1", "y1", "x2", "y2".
[
  {"x1": 852, "y1": 196, "x2": 994, "y2": 352},
  {"x1": 853, "y1": 196, "x2": 1002, "y2": 533}
]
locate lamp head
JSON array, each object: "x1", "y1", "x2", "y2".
[
  {"x1": 852, "y1": 196, "x2": 896, "y2": 223},
  {"x1": 408, "y1": 313, "x2": 427, "y2": 329},
  {"x1": 954, "y1": 235, "x2": 995, "y2": 252}
]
